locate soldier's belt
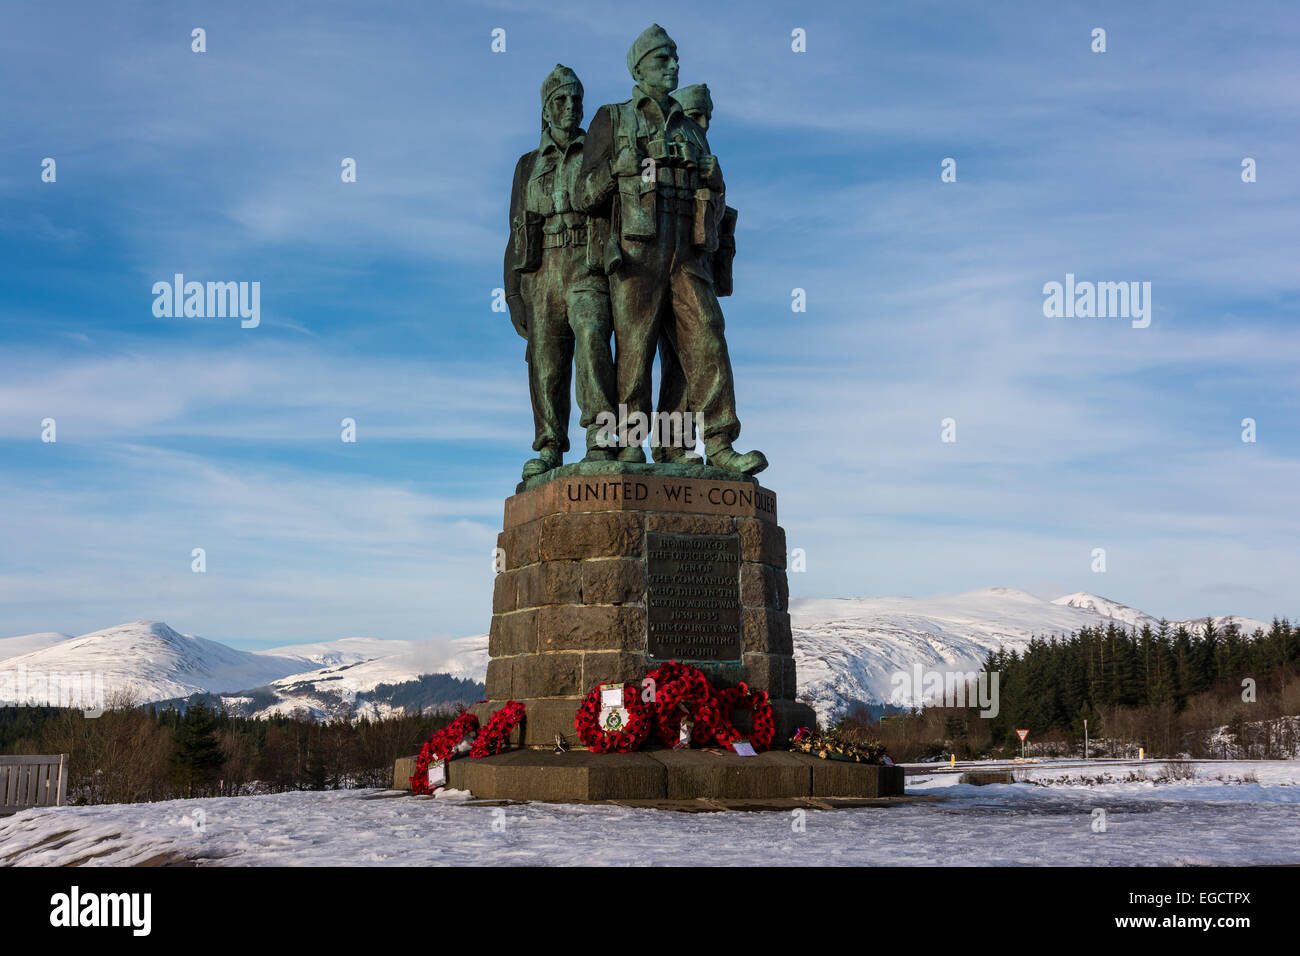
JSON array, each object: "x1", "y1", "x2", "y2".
[
  {"x1": 658, "y1": 197, "x2": 695, "y2": 215},
  {"x1": 542, "y1": 227, "x2": 587, "y2": 248}
]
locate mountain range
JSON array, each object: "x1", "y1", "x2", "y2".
[{"x1": 0, "y1": 590, "x2": 1272, "y2": 725}]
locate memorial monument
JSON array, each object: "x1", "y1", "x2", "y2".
[{"x1": 415, "y1": 25, "x2": 903, "y2": 801}]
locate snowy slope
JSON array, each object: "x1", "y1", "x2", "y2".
[
  {"x1": 1051, "y1": 592, "x2": 1268, "y2": 636},
  {"x1": 791, "y1": 588, "x2": 1100, "y2": 724},
  {"x1": 254, "y1": 638, "x2": 418, "y2": 669},
  {"x1": 0, "y1": 631, "x2": 74, "y2": 659},
  {"x1": 241, "y1": 635, "x2": 489, "y2": 719},
  {"x1": 0, "y1": 622, "x2": 312, "y2": 705},
  {"x1": 792, "y1": 589, "x2": 1273, "y2": 726}
]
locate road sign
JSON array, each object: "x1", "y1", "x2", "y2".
[{"x1": 1016, "y1": 729, "x2": 1029, "y2": 741}]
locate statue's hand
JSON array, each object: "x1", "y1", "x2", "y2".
[
  {"x1": 700, "y1": 154, "x2": 722, "y2": 189},
  {"x1": 508, "y1": 296, "x2": 529, "y2": 338}
]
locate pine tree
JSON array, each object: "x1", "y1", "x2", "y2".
[{"x1": 169, "y1": 704, "x2": 224, "y2": 797}]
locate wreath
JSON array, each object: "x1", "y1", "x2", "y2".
[
  {"x1": 713, "y1": 682, "x2": 776, "y2": 752},
  {"x1": 574, "y1": 682, "x2": 653, "y2": 753},
  {"x1": 470, "y1": 700, "x2": 527, "y2": 758},
  {"x1": 410, "y1": 709, "x2": 480, "y2": 794},
  {"x1": 788, "y1": 727, "x2": 886, "y2": 764},
  {"x1": 645, "y1": 661, "x2": 723, "y2": 747}
]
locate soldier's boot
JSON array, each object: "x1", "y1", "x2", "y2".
[
  {"x1": 617, "y1": 444, "x2": 647, "y2": 464},
  {"x1": 653, "y1": 445, "x2": 704, "y2": 465},
  {"x1": 582, "y1": 422, "x2": 618, "y2": 463},
  {"x1": 705, "y1": 440, "x2": 768, "y2": 476},
  {"x1": 522, "y1": 445, "x2": 562, "y2": 480}
]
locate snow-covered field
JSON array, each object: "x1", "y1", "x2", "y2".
[{"x1": 2, "y1": 760, "x2": 1296, "y2": 867}]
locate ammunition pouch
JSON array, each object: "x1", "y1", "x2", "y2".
[
  {"x1": 712, "y1": 205, "x2": 738, "y2": 297},
  {"x1": 692, "y1": 187, "x2": 722, "y2": 253},
  {"x1": 618, "y1": 175, "x2": 657, "y2": 241},
  {"x1": 513, "y1": 210, "x2": 543, "y2": 273}
]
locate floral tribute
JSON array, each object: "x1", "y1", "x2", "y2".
[
  {"x1": 787, "y1": 726, "x2": 887, "y2": 764},
  {"x1": 644, "y1": 661, "x2": 725, "y2": 748},
  {"x1": 410, "y1": 709, "x2": 480, "y2": 794},
  {"x1": 470, "y1": 700, "x2": 527, "y2": 758},
  {"x1": 574, "y1": 682, "x2": 653, "y2": 752},
  {"x1": 712, "y1": 682, "x2": 776, "y2": 752}
]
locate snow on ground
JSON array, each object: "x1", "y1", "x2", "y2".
[{"x1": 2, "y1": 760, "x2": 1297, "y2": 867}]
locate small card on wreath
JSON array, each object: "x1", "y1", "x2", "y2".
[
  {"x1": 428, "y1": 758, "x2": 447, "y2": 788},
  {"x1": 731, "y1": 740, "x2": 757, "y2": 757},
  {"x1": 598, "y1": 683, "x2": 629, "y2": 734},
  {"x1": 675, "y1": 720, "x2": 694, "y2": 749},
  {"x1": 599, "y1": 683, "x2": 625, "y2": 708}
]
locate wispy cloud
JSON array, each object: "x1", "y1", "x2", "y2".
[{"x1": 1, "y1": 0, "x2": 1296, "y2": 643}]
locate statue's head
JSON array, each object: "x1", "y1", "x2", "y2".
[
  {"x1": 672, "y1": 83, "x2": 713, "y2": 132},
  {"x1": 627, "y1": 24, "x2": 678, "y2": 97},
  {"x1": 540, "y1": 64, "x2": 583, "y2": 135}
]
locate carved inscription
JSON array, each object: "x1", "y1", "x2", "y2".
[{"x1": 646, "y1": 532, "x2": 742, "y2": 662}]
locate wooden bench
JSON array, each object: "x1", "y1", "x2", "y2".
[{"x1": 0, "y1": 754, "x2": 69, "y2": 815}]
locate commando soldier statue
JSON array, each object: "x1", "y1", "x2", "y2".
[
  {"x1": 579, "y1": 25, "x2": 767, "y2": 476},
  {"x1": 504, "y1": 65, "x2": 619, "y2": 480}
]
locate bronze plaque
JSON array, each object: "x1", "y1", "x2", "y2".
[{"x1": 645, "y1": 532, "x2": 743, "y2": 662}]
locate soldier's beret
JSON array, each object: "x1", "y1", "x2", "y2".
[
  {"x1": 672, "y1": 83, "x2": 712, "y2": 117},
  {"x1": 541, "y1": 64, "x2": 583, "y2": 106},
  {"x1": 627, "y1": 24, "x2": 677, "y2": 77}
]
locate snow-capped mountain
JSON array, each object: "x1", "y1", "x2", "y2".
[
  {"x1": 0, "y1": 622, "x2": 313, "y2": 705},
  {"x1": 793, "y1": 589, "x2": 1271, "y2": 726},
  {"x1": 213, "y1": 635, "x2": 489, "y2": 720},
  {"x1": 1, "y1": 591, "x2": 1270, "y2": 725},
  {"x1": 1050, "y1": 592, "x2": 1264, "y2": 637},
  {"x1": 0, "y1": 619, "x2": 487, "y2": 719},
  {"x1": 254, "y1": 638, "x2": 419, "y2": 670}
]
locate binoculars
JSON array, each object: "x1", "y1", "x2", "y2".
[{"x1": 650, "y1": 136, "x2": 699, "y2": 167}]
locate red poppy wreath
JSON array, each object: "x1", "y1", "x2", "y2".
[
  {"x1": 574, "y1": 681, "x2": 653, "y2": 753},
  {"x1": 410, "y1": 709, "x2": 480, "y2": 794},
  {"x1": 713, "y1": 682, "x2": 776, "y2": 752},
  {"x1": 470, "y1": 700, "x2": 526, "y2": 757},
  {"x1": 645, "y1": 661, "x2": 722, "y2": 747}
]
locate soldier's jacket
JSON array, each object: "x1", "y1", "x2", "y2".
[
  {"x1": 504, "y1": 127, "x2": 610, "y2": 312},
  {"x1": 579, "y1": 87, "x2": 727, "y2": 275}
]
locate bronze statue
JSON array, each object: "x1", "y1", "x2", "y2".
[
  {"x1": 504, "y1": 65, "x2": 618, "y2": 480},
  {"x1": 653, "y1": 83, "x2": 739, "y2": 464},
  {"x1": 578, "y1": 25, "x2": 766, "y2": 475}
]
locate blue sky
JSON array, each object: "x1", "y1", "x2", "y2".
[{"x1": 2, "y1": 1, "x2": 1297, "y2": 649}]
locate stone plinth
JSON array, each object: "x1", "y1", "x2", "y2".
[
  {"x1": 393, "y1": 748, "x2": 906, "y2": 802},
  {"x1": 486, "y1": 462, "x2": 816, "y2": 748}
]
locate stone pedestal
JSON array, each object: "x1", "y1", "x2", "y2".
[
  {"x1": 393, "y1": 749, "x2": 906, "y2": 802},
  {"x1": 480, "y1": 461, "x2": 817, "y2": 749}
]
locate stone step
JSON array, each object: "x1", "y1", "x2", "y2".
[{"x1": 397, "y1": 749, "x2": 905, "y2": 802}]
